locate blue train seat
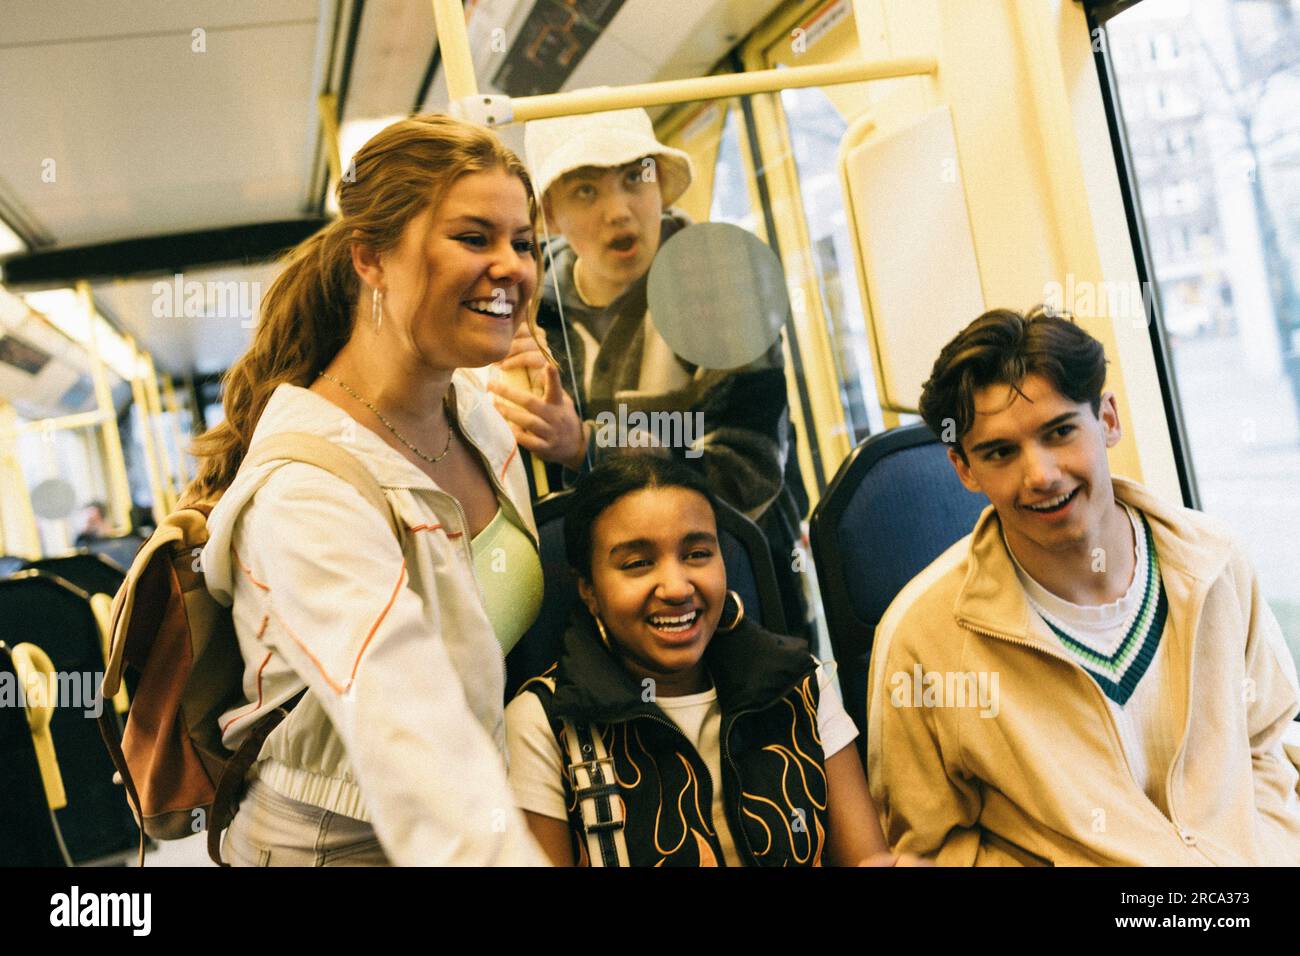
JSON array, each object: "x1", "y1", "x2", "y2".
[{"x1": 809, "y1": 424, "x2": 989, "y2": 742}]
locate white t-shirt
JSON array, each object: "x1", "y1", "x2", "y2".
[
  {"x1": 505, "y1": 658, "x2": 858, "y2": 866},
  {"x1": 1007, "y1": 504, "x2": 1181, "y2": 811}
]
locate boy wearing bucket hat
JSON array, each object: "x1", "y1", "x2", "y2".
[{"x1": 488, "y1": 106, "x2": 810, "y2": 639}]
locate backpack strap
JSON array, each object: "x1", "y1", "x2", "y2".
[
  {"x1": 561, "y1": 718, "x2": 629, "y2": 867},
  {"x1": 240, "y1": 432, "x2": 403, "y2": 542},
  {"x1": 206, "y1": 690, "x2": 305, "y2": 867},
  {"x1": 522, "y1": 674, "x2": 629, "y2": 867}
]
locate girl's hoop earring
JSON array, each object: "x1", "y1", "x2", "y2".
[
  {"x1": 718, "y1": 590, "x2": 745, "y2": 632},
  {"x1": 594, "y1": 616, "x2": 612, "y2": 650},
  {"x1": 372, "y1": 286, "x2": 383, "y2": 333}
]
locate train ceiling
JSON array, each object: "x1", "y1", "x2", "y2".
[{"x1": 0, "y1": 0, "x2": 785, "y2": 376}]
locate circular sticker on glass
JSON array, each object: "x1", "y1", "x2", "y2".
[
  {"x1": 30, "y1": 479, "x2": 78, "y2": 520},
  {"x1": 647, "y1": 223, "x2": 788, "y2": 370}
]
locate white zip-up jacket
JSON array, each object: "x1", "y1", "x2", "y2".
[{"x1": 203, "y1": 375, "x2": 546, "y2": 866}]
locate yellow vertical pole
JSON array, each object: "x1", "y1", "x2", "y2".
[
  {"x1": 142, "y1": 353, "x2": 177, "y2": 511},
  {"x1": 161, "y1": 374, "x2": 190, "y2": 486},
  {"x1": 431, "y1": 0, "x2": 478, "y2": 103},
  {"x1": 0, "y1": 400, "x2": 43, "y2": 558},
  {"x1": 80, "y1": 282, "x2": 134, "y2": 536},
  {"x1": 89, "y1": 426, "x2": 113, "y2": 508},
  {"x1": 317, "y1": 92, "x2": 342, "y2": 184},
  {"x1": 125, "y1": 339, "x2": 167, "y2": 527}
]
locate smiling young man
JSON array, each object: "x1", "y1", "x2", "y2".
[{"x1": 866, "y1": 307, "x2": 1300, "y2": 866}]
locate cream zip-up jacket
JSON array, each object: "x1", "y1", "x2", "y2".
[
  {"x1": 867, "y1": 477, "x2": 1300, "y2": 866},
  {"x1": 203, "y1": 376, "x2": 546, "y2": 866}
]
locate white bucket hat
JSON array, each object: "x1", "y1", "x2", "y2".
[{"x1": 524, "y1": 105, "x2": 694, "y2": 209}]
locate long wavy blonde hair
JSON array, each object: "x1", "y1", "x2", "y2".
[{"x1": 190, "y1": 114, "x2": 544, "y2": 498}]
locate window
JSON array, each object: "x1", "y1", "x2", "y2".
[
  {"x1": 1162, "y1": 180, "x2": 1199, "y2": 215},
  {"x1": 1144, "y1": 33, "x2": 1181, "y2": 67},
  {"x1": 709, "y1": 103, "x2": 757, "y2": 232},
  {"x1": 1106, "y1": 0, "x2": 1300, "y2": 669},
  {"x1": 776, "y1": 82, "x2": 883, "y2": 441}
]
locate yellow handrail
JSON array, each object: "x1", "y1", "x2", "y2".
[
  {"x1": 0, "y1": 409, "x2": 109, "y2": 439},
  {"x1": 431, "y1": 0, "x2": 479, "y2": 103},
  {"x1": 427, "y1": 0, "x2": 932, "y2": 126},
  {"x1": 125, "y1": 338, "x2": 167, "y2": 526},
  {"x1": 508, "y1": 58, "x2": 936, "y2": 124},
  {"x1": 0, "y1": 401, "x2": 43, "y2": 558},
  {"x1": 90, "y1": 593, "x2": 130, "y2": 715},
  {"x1": 317, "y1": 92, "x2": 342, "y2": 185},
  {"x1": 11, "y1": 642, "x2": 68, "y2": 810}
]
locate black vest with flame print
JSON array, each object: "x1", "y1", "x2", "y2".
[{"x1": 522, "y1": 615, "x2": 829, "y2": 867}]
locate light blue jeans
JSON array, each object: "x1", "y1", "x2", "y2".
[{"x1": 223, "y1": 778, "x2": 390, "y2": 866}]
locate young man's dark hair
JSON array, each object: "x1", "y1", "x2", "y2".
[{"x1": 918, "y1": 307, "x2": 1107, "y2": 460}]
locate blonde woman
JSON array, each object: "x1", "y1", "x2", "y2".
[{"x1": 196, "y1": 115, "x2": 548, "y2": 865}]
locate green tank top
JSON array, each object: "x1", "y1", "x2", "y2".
[{"x1": 470, "y1": 507, "x2": 543, "y2": 655}]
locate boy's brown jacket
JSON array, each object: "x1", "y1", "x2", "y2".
[{"x1": 867, "y1": 477, "x2": 1300, "y2": 865}]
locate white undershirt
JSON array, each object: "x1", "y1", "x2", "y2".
[
  {"x1": 1015, "y1": 504, "x2": 1148, "y2": 652},
  {"x1": 1007, "y1": 505, "x2": 1181, "y2": 811}
]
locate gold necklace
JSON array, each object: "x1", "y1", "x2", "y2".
[{"x1": 319, "y1": 372, "x2": 454, "y2": 464}]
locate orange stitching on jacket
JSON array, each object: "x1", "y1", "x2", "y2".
[
  {"x1": 348, "y1": 559, "x2": 406, "y2": 685},
  {"x1": 408, "y1": 523, "x2": 464, "y2": 538},
  {"x1": 220, "y1": 651, "x2": 273, "y2": 735},
  {"x1": 500, "y1": 445, "x2": 518, "y2": 479},
  {"x1": 232, "y1": 546, "x2": 270, "y2": 592},
  {"x1": 267, "y1": 561, "x2": 409, "y2": 695}
]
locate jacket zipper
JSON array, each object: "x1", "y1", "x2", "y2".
[
  {"x1": 626, "y1": 711, "x2": 731, "y2": 865},
  {"x1": 720, "y1": 705, "x2": 762, "y2": 866},
  {"x1": 453, "y1": 410, "x2": 540, "y2": 552},
  {"x1": 719, "y1": 671, "x2": 819, "y2": 867},
  {"x1": 1156, "y1": 585, "x2": 1213, "y2": 861},
  {"x1": 431, "y1": 488, "x2": 508, "y2": 673},
  {"x1": 958, "y1": 617, "x2": 1210, "y2": 861}
]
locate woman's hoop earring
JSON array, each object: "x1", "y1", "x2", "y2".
[
  {"x1": 718, "y1": 590, "x2": 745, "y2": 632},
  {"x1": 594, "y1": 616, "x2": 612, "y2": 650},
  {"x1": 372, "y1": 286, "x2": 383, "y2": 333}
]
